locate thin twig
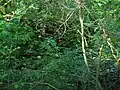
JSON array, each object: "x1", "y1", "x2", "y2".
[
  {"x1": 96, "y1": 45, "x2": 103, "y2": 90},
  {"x1": 102, "y1": 28, "x2": 117, "y2": 60},
  {"x1": 56, "y1": 10, "x2": 75, "y2": 38},
  {"x1": 3, "y1": 0, "x2": 11, "y2": 7},
  {"x1": 97, "y1": 22, "x2": 118, "y2": 60},
  {"x1": 28, "y1": 82, "x2": 59, "y2": 90},
  {"x1": 77, "y1": 30, "x2": 88, "y2": 47},
  {"x1": 79, "y1": 8, "x2": 89, "y2": 72}
]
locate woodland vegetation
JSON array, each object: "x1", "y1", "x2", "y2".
[{"x1": 0, "y1": 0, "x2": 120, "y2": 90}]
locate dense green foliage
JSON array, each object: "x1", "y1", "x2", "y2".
[{"x1": 0, "y1": 0, "x2": 120, "y2": 90}]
